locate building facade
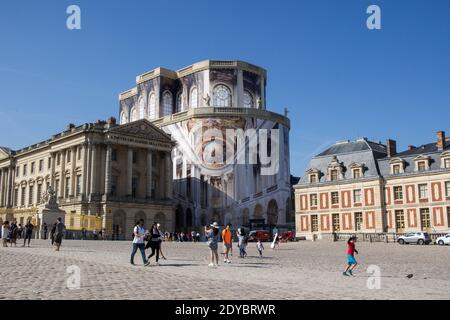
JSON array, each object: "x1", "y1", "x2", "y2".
[
  {"x1": 0, "y1": 117, "x2": 175, "y2": 239},
  {"x1": 118, "y1": 60, "x2": 291, "y2": 231},
  {"x1": 295, "y1": 132, "x2": 450, "y2": 239}
]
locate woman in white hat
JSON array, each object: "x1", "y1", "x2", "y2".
[{"x1": 205, "y1": 222, "x2": 220, "y2": 268}]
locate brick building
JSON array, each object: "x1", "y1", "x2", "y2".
[{"x1": 295, "y1": 131, "x2": 450, "y2": 239}]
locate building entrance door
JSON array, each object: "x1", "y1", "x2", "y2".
[{"x1": 395, "y1": 210, "x2": 405, "y2": 233}]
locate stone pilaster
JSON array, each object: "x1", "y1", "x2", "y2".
[
  {"x1": 81, "y1": 143, "x2": 88, "y2": 196},
  {"x1": 0, "y1": 169, "x2": 4, "y2": 207},
  {"x1": 70, "y1": 146, "x2": 77, "y2": 197},
  {"x1": 90, "y1": 144, "x2": 97, "y2": 195},
  {"x1": 237, "y1": 69, "x2": 244, "y2": 107},
  {"x1": 165, "y1": 152, "x2": 172, "y2": 198},
  {"x1": 59, "y1": 149, "x2": 66, "y2": 198},
  {"x1": 5, "y1": 167, "x2": 12, "y2": 207}
]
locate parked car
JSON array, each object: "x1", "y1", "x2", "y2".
[
  {"x1": 280, "y1": 231, "x2": 295, "y2": 242},
  {"x1": 436, "y1": 233, "x2": 450, "y2": 246},
  {"x1": 248, "y1": 230, "x2": 271, "y2": 242},
  {"x1": 397, "y1": 232, "x2": 432, "y2": 245}
]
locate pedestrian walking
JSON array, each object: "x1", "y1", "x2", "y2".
[
  {"x1": 50, "y1": 222, "x2": 57, "y2": 245},
  {"x1": 9, "y1": 221, "x2": 17, "y2": 246},
  {"x1": 23, "y1": 220, "x2": 34, "y2": 247},
  {"x1": 343, "y1": 235, "x2": 359, "y2": 276},
  {"x1": 257, "y1": 240, "x2": 264, "y2": 258},
  {"x1": 130, "y1": 219, "x2": 147, "y2": 265},
  {"x1": 17, "y1": 224, "x2": 23, "y2": 240},
  {"x1": 221, "y1": 223, "x2": 233, "y2": 263},
  {"x1": 237, "y1": 228, "x2": 248, "y2": 258},
  {"x1": 1, "y1": 221, "x2": 10, "y2": 247},
  {"x1": 205, "y1": 222, "x2": 220, "y2": 268},
  {"x1": 145, "y1": 222, "x2": 163, "y2": 266},
  {"x1": 43, "y1": 223, "x2": 48, "y2": 240},
  {"x1": 54, "y1": 218, "x2": 66, "y2": 251}
]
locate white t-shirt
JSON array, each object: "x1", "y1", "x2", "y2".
[{"x1": 133, "y1": 226, "x2": 145, "y2": 244}]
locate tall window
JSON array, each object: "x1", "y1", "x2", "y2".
[
  {"x1": 111, "y1": 149, "x2": 117, "y2": 162},
  {"x1": 111, "y1": 175, "x2": 118, "y2": 196},
  {"x1": 139, "y1": 98, "x2": 145, "y2": 119},
  {"x1": 395, "y1": 210, "x2": 405, "y2": 231},
  {"x1": 332, "y1": 214, "x2": 340, "y2": 232},
  {"x1": 393, "y1": 164, "x2": 401, "y2": 175},
  {"x1": 65, "y1": 177, "x2": 70, "y2": 198},
  {"x1": 418, "y1": 184, "x2": 428, "y2": 199},
  {"x1": 55, "y1": 179, "x2": 59, "y2": 197},
  {"x1": 130, "y1": 107, "x2": 138, "y2": 122},
  {"x1": 21, "y1": 187, "x2": 26, "y2": 207},
  {"x1": 120, "y1": 111, "x2": 127, "y2": 124},
  {"x1": 310, "y1": 194, "x2": 318, "y2": 207},
  {"x1": 331, "y1": 192, "x2": 339, "y2": 205},
  {"x1": 394, "y1": 186, "x2": 403, "y2": 200},
  {"x1": 67, "y1": 150, "x2": 71, "y2": 163},
  {"x1": 148, "y1": 93, "x2": 156, "y2": 119},
  {"x1": 39, "y1": 159, "x2": 43, "y2": 172},
  {"x1": 353, "y1": 169, "x2": 361, "y2": 179},
  {"x1": 243, "y1": 90, "x2": 253, "y2": 108},
  {"x1": 355, "y1": 212, "x2": 363, "y2": 231},
  {"x1": 353, "y1": 189, "x2": 362, "y2": 203},
  {"x1": 420, "y1": 208, "x2": 431, "y2": 230},
  {"x1": 48, "y1": 157, "x2": 51, "y2": 169},
  {"x1": 213, "y1": 85, "x2": 231, "y2": 107},
  {"x1": 330, "y1": 170, "x2": 338, "y2": 181},
  {"x1": 31, "y1": 162, "x2": 35, "y2": 174},
  {"x1": 163, "y1": 91, "x2": 173, "y2": 116},
  {"x1": 311, "y1": 215, "x2": 318, "y2": 232},
  {"x1": 309, "y1": 174, "x2": 317, "y2": 183},
  {"x1": 76, "y1": 175, "x2": 81, "y2": 196},
  {"x1": 190, "y1": 87, "x2": 198, "y2": 108},
  {"x1": 23, "y1": 164, "x2": 27, "y2": 176},
  {"x1": 176, "y1": 92, "x2": 183, "y2": 113},
  {"x1": 14, "y1": 189, "x2": 18, "y2": 207},
  {"x1": 28, "y1": 185, "x2": 34, "y2": 206},
  {"x1": 37, "y1": 184, "x2": 42, "y2": 204},
  {"x1": 446, "y1": 182, "x2": 450, "y2": 197},
  {"x1": 445, "y1": 158, "x2": 450, "y2": 169},
  {"x1": 132, "y1": 177, "x2": 138, "y2": 198}
]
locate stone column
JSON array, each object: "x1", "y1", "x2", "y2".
[
  {"x1": 165, "y1": 152, "x2": 172, "y2": 198},
  {"x1": 59, "y1": 149, "x2": 66, "y2": 198},
  {"x1": 85, "y1": 143, "x2": 92, "y2": 196},
  {"x1": 104, "y1": 144, "x2": 112, "y2": 196},
  {"x1": 127, "y1": 147, "x2": 133, "y2": 196},
  {"x1": 70, "y1": 146, "x2": 77, "y2": 197},
  {"x1": 50, "y1": 152, "x2": 56, "y2": 188},
  {"x1": 81, "y1": 143, "x2": 88, "y2": 196},
  {"x1": 90, "y1": 144, "x2": 97, "y2": 195},
  {"x1": 5, "y1": 167, "x2": 12, "y2": 207},
  {"x1": 0, "y1": 169, "x2": 4, "y2": 207},
  {"x1": 146, "y1": 149, "x2": 153, "y2": 198}
]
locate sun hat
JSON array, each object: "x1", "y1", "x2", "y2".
[{"x1": 210, "y1": 222, "x2": 219, "y2": 228}]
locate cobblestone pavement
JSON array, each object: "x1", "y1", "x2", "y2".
[{"x1": 0, "y1": 239, "x2": 449, "y2": 300}]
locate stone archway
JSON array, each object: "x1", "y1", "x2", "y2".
[
  {"x1": 134, "y1": 211, "x2": 146, "y2": 229},
  {"x1": 112, "y1": 210, "x2": 126, "y2": 240},
  {"x1": 186, "y1": 208, "x2": 193, "y2": 228},
  {"x1": 253, "y1": 204, "x2": 263, "y2": 220},
  {"x1": 175, "y1": 205, "x2": 184, "y2": 232},
  {"x1": 242, "y1": 208, "x2": 250, "y2": 226},
  {"x1": 267, "y1": 199, "x2": 278, "y2": 226},
  {"x1": 154, "y1": 212, "x2": 166, "y2": 231}
]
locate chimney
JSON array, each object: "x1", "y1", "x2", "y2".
[
  {"x1": 437, "y1": 131, "x2": 445, "y2": 151},
  {"x1": 408, "y1": 145, "x2": 416, "y2": 151},
  {"x1": 386, "y1": 139, "x2": 397, "y2": 157}
]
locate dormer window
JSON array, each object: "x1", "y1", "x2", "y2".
[
  {"x1": 349, "y1": 162, "x2": 365, "y2": 179},
  {"x1": 353, "y1": 169, "x2": 361, "y2": 179},
  {"x1": 441, "y1": 151, "x2": 450, "y2": 169},
  {"x1": 390, "y1": 157, "x2": 405, "y2": 175},
  {"x1": 309, "y1": 174, "x2": 317, "y2": 183},
  {"x1": 414, "y1": 155, "x2": 431, "y2": 172},
  {"x1": 306, "y1": 168, "x2": 321, "y2": 184},
  {"x1": 330, "y1": 170, "x2": 338, "y2": 181}
]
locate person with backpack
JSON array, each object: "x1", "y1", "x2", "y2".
[{"x1": 130, "y1": 219, "x2": 147, "y2": 265}]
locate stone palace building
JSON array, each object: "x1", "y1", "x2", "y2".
[
  {"x1": 295, "y1": 131, "x2": 450, "y2": 239},
  {"x1": 118, "y1": 60, "x2": 292, "y2": 231},
  {"x1": 0, "y1": 117, "x2": 175, "y2": 239}
]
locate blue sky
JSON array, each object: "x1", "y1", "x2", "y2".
[{"x1": 0, "y1": 0, "x2": 449, "y2": 177}]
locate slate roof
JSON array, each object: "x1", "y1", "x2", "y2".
[{"x1": 299, "y1": 139, "x2": 387, "y2": 184}]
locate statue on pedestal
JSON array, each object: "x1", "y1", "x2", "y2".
[
  {"x1": 203, "y1": 94, "x2": 211, "y2": 107},
  {"x1": 42, "y1": 186, "x2": 59, "y2": 210}
]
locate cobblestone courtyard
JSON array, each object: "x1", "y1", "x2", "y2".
[{"x1": 1, "y1": 239, "x2": 449, "y2": 300}]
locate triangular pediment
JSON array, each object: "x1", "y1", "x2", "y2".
[
  {"x1": 0, "y1": 147, "x2": 12, "y2": 161},
  {"x1": 108, "y1": 119, "x2": 172, "y2": 143}
]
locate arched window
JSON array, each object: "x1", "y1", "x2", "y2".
[
  {"x1": 138, "y1": 98, "x2": 145, "y2": 119},
  {"x1": 190, "y1": 87, "x2": 198, "y2": 108},
  {"x1": 148, "y1": 92, "x2": 156, "y2": 119},
  {"x1": 130, "y1": 107, "x2": 138, "y2": 122},
  {"x1": 243, "y1": 90, "x2": 253, "y2": 108},
  {"x1": 176, "y1": 92, "x2": 183, "y2": 113},
  {"x1": 163, "y1": 91, "x2": 173, "y2": 116},
  {"x1": 120, "y1": 111, "x2": 128, "y2": 124},
  {"x1": 213, "y1": 84, "x2": 231, "y2": 107}
]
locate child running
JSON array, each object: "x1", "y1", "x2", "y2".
[
  {"x1": 257, "y1": 240, "x2": 264, "y2": 258},
  {"x1": 343, "y1": 235, "x2": 358, "y2": 276}
]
